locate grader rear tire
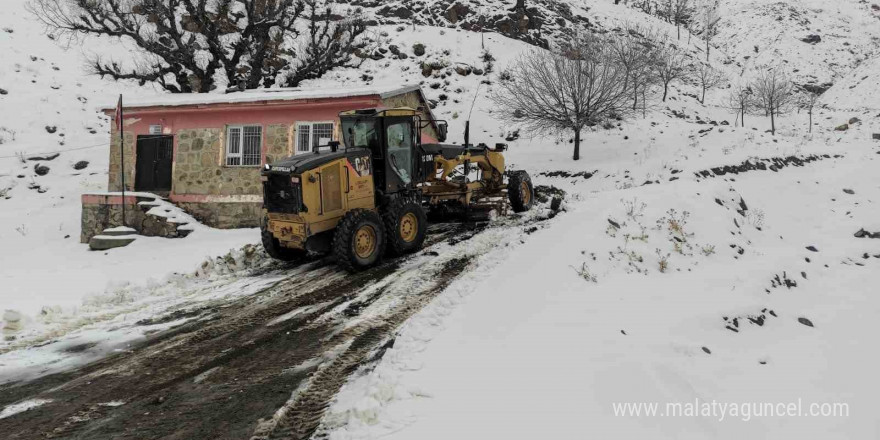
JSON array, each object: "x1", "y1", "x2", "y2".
[
  {"x1": 383, "y1": 197, "x2": 428, "y2": 256},
  {"x1": 261, "y1": 217, "x2": 305, "y2": 262},
  {"x1": 332, "y1": 209, "x2": 386, "y2": 272},
  {"x1": 508, "y1": 170, "x2": 535, "y2": 213}
]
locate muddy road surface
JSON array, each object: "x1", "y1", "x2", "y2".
[{"x1": 0, "y1": 209, "x2": 557, "y2": 439}]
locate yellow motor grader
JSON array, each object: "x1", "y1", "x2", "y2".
[{"x1": 260, "y1": 107, "x2": 534, "y2": 271}]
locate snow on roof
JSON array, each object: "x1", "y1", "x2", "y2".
[{"x1": 103, "y1": 84, "x2": 423, "y2": 111}]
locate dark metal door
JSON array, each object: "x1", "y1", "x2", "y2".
[{"x1": 135, "y1": 135, "x2": 174, "y2": 192}]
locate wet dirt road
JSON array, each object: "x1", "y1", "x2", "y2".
[{"x1": 0, "y1": 216, "x2": 548, "y2": 439}]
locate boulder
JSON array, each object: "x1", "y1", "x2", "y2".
[
  {"x1": 34, "y1": 163, "x2": 50, "y2": 176},
  {"x1": 412, "y1": 43, "x2": 426, "y2": 57},
  {"x1": 849, "y1": 117, "x2": 861, "y2": 125},
  {"x1": 73, "y1": 160, "x2": 89, "y2": 170},
  {"x1": 801, "y1": 34, "x2": 821, "y2": 44},
  {"x1": 835, "y1": 123, "x2": 848, "y2": 131}
]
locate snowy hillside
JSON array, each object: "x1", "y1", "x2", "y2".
[
  {"x1": 822, "y1": 55, "x2": 880, "y2": 111},
  {"x1": 716, "y1": 0, "x2": 880, "y2": 92}
]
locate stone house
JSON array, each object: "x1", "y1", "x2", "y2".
[{"x1": 97, "y1": 85, "x2": 438, "y2": 229}]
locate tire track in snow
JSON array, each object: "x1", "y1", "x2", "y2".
[{"x1": 0, "y1": 213, "x2": 556, "y2": 439}]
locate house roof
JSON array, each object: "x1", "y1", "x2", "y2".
[
  {"x1": 102, "y1": 83, "x2": 441, "y2": 135},
  {"x1": 102, "y1": 84, "x2": 424, "y2": 111}
]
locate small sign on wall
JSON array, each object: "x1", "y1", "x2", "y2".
[{"x1": 149, "y1": 125, "x2": 163, "y2": 135}]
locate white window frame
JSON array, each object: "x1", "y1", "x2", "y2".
[
  {"x1": 295, "y1": 121, "x2": 335, "y2": 155},
  {"x1": 225, "y1": 124, "x2": 263, "y2": 167}
]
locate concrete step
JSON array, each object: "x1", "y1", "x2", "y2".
[
  {"x1": 89, "y1": 235, "x2": 137, "y2": 250},
  {"x1": 101, "y1": 226, "x2": 138, "y2": 236}
]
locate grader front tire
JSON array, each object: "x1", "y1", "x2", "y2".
[
  {"x1": 383, "y1": 197, "x2": 428, "y2": 256},
  {"x1": 332, "y1": 209, "x2": 386, "y2": 272},
  {"x1": 508, "y1": 170, "x2": 535, "y2": 213}
]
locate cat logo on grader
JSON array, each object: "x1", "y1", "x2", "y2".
[{"x1": 261, "y1": 106, "x2": 534, "y2": 271}]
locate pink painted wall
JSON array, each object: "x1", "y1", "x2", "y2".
[{"x1": 121, "y1": 96, "x2": 381, "y2": 165}]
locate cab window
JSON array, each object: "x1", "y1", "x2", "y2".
[
  {"x1": 341, "y1": 118, "x2": 379, "y2": 151},
  {"x1": 386, "y1": 121, "x2": 413, "y2": 184}
]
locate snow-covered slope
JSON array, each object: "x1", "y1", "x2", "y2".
[
  {"x1": 0, "y1": 0, "x2": 257, "y2": 324},
  {"x1": 323, "y1": 139, "x2": 880, "y2": 439},
  {"x1": 716, "y1": 0, "x2": 880, "y2": 91},
  {"x1": 822, "y1": 55, "x2": 880, "y2": 111}
]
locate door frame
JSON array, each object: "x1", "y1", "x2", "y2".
[{"x1": 134, "y1": 134, "x2": 175, "y2": 193}]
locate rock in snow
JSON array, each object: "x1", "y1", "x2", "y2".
[{"x1": 33, "y1": 163, "x2": 50, "y2": 176}]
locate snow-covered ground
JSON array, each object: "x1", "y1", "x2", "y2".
[
  {"x1": 320, "y1": 113, "x2": 880, "y2": 439},
  {"x1": 0, "y1": 0, "x2": 264, "y2": 331}
]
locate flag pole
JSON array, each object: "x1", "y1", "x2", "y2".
[{"x1": 118, "y1": 94, "x2": 126, "y2": 227}]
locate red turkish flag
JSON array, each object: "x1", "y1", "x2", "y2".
[{"x1": 115, "y1": 95, "x2": 123, "y2": 133}]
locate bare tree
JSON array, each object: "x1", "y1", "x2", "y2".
[
  {"x1": 29, "y1": 0, "x2": 367, "y2": 93},
  {"x1": 693, "y1": 62, "x2": 725, "y2": 104},
  {"x1": 751, "y1": 67, "x2": 795, "y2": 135},
  {"x1": 654, "y1": 42, "x2": 689, "y2": 102},
  {"x1": 798, "y1": 91, "x2": 821, "y2": 133},
  {"x1": 610, "y1": 23, "x2": 661, "y2": 113},
  {"x1": 726, "y1": 81, "x2": 752, "y2": 127},
  {"x1": 492, "y1": 35, "x2": 632, "y2": 161},
  {"x1": 666, "y1": 0, "x2": 695, "y2": 40},
  {"x1": 699, "y1": 0, "x2": 721, "y2": 62},
  {"x1": 283, "y1": 3, "x2": 368, "y2": 87}
]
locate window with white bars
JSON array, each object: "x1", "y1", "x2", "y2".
[
  {"x1": 296, "y1": 122, "x2": 335, "y2": 154},
  {"x1": 226, "y1": 125, "x2": 262, "y2": 166}
]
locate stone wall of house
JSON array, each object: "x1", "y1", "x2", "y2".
[
  {"x1": 265, "y1": 124, "x2": 292, "y2": 163},
  {"x1": 108, "y1": 130, "x2": 136, "y2": 191},
  {"x1": 173, "y1": 125, "x2": 289, "y2": 196},
  {"x1": 382, "y1": 91, "x2": 439, "y2": 140},
  {"x1": 177, "y1": 201, "x2": 262, "y2": 229},
  {"x1": 103, "y1": 121, "x2": 293, "y2": 229},
  {"x1": 81, "y1": 195, "x2": 191, "y2": 242}
]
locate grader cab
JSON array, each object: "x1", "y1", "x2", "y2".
[{"x1": 261, "y1": 107, "x2": 534, "y2": 271}]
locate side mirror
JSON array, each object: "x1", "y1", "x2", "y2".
[
  {"x1": 328, "y1": 140, "x2": 340, "y2": 152},
  {"x1": 437, "y1": 121, "x2": 448, "y2": 142}
]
